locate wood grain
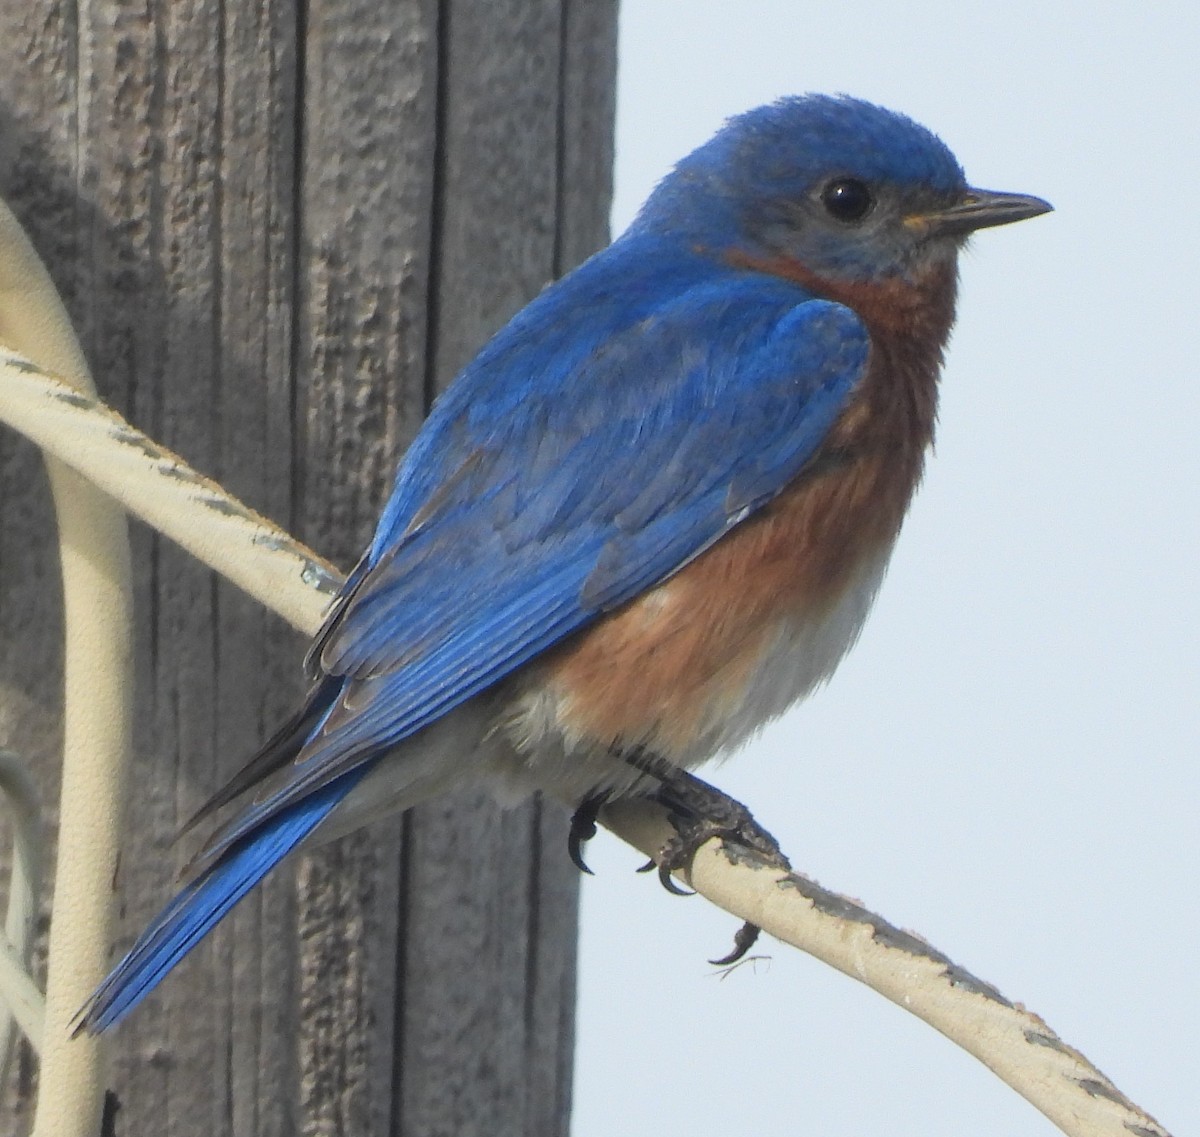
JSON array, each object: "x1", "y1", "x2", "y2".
[{"x1": 0, "y1": 1, "x2": 616, "y2": 1132}]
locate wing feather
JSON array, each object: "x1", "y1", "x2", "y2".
[{"x1": 193, "y1": 274, "x2": 868, "y2": 869}]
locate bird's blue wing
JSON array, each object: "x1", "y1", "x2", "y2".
[
  {"x1": 79, "y1": 247, "x2": 868, "y2": 1032},
  {"x1": 206, "y1": 270, "x2": 869, "y2": 850}
]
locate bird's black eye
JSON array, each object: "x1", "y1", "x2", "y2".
[{"x1": 820, "y1": 178, "x2": 874, "y2": 223}]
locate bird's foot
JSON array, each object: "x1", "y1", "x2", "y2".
[
  {"x1": 621, "y1": 751, "x2": 791, "y2": 965},
  {"x1": 652, "y1": 770, "x2": 790, "y2": 877}
]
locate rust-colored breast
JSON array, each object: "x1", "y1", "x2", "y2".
[{"x1": 542, "y1": 256, "x2": 958, "y2": 759}]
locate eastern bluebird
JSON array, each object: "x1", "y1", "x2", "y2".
[{"x1": 78, "y1": 95, "x2": 1050, "y2": 1031}]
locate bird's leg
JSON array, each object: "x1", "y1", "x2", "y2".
[
  {"x1": 616, "y1": 747, "x2": 791, "y2": 964},
  {"x1": 624, "y1": 750, "x2": 791, "y2": 878},
  {"x1": 568, "y1": 790, "x2": 610, "y2": 874}
]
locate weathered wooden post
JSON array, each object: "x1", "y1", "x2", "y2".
[{"x1": 0, "y1": 2, "x2": 616, "y2": 1132}]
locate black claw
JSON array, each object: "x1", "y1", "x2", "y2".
[
  {"x1": 634, "y1": 858, "x2": 656, "y2": 874},
  {"x1": 657, "y1": 860, "x2": 695, "y2": 896},
  {"x1": 709, "y1": 920, "x2": 761, "y2": 966},
  {"x1": 568, "y1": 791, "x2": 608, "y2": 874}
]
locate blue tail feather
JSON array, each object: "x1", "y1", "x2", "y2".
[{"x1": 75, "y1": 767, "x2": 367, "y2": 1034}]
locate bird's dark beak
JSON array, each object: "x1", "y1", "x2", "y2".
[{"x1": 909, "y1": 188, "x2": 1053, "y2": 237}]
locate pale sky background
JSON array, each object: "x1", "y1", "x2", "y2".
[{"x1": 573, "y1": 4, "x2": 1198, "y2": 1136}]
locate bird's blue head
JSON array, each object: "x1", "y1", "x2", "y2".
[{"x1": 630, "y1": 95, "x2": 1050, "y2": 285}]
